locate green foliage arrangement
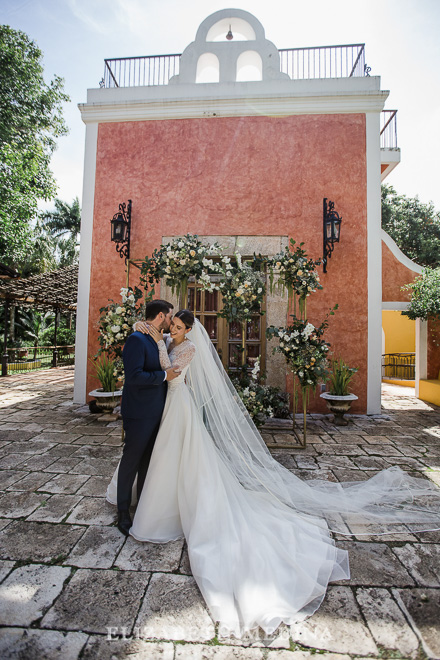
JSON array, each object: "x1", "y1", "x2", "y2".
[
  {"x1": 327, "y1": 358, "x2": 358, "y2": 396},
  {"x1": 141, "y1": 234, "x2": 221, "y2": 300},
  {"x1": 89, "y1": 354, "x2": 118, "y2": 392},
  {"x1": 381, "y1": 184, "x2": 440, "y2": 268},
  {"x1": 216, "y1": 254, "x2": 266, "y2": 324}
]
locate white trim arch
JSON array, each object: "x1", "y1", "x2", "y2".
[
  {"x1": 206, "y1": 18, "x2": 256, "y2": 42},
  {"x1": 196, "y1": 53, "x2": 220, "y2": 83},
  {"x1": 236, "y1": 51, "x2": 262, "y2": 82}
]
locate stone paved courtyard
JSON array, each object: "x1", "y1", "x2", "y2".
[{"x1": 0, "y1": 367, "x2": 439, "y2": 659}]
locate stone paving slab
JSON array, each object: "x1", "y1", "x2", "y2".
[
  {"x1": 355, "y1": 587, "x2": 419, "y2": 657},
  {"x1": 135, "y1": 573, "x2": 215, "y2": 642},
  {"x1": 38, "y1": 472, "x2": 90, "y2": 494},
  {"x1": 0, "y1": 628, "x2": 88, "y2": 660},
  {"x1": 0, "y1": 564, "x2": 71, "y2": 625},
  {"x1": 0, "y1": 520, "x2": 85, "y2": 562},
  {"x1": 393, "y1": 588, "x2": 440, "y2": 659},
  {"x1": 0, "y1": 559, "x2": 14, "y2": 582},
  {"x1": 0, "y1": 490, "x2": 45, "y2": 518},
  {"x1": 6, "y1": 470, "x2": 53, "y2": 491},
  {"x1": 82, "y1": 637, "x2": 175, "y2": 659},
  {"x1": 64, "y1": 524, "x2": 126, "y2": 569},
  {"x1": 290, "y1": 586, "x2": 378, "y2": 655},
  {"x1": 26, "y1": 494, "x2": 83, "y2": 523},
  {"x1": 334, "y1": 541, "x2": 415, "y2": 586},
  {"x1": 66, "y1": 497, "x2": 117, "y2": 525},
  {"x1": 41, "y1": 568, "x2": 150, "y2": 634},
  {"x1": 175, "y1": 645, "x2": 265, "y2": 658},
  {"x1": 392, "y1": 542, "x2": 440, "y2": 586},
  {"x1": 115, "y1": 537, "x2": 184, "y2": 572}
]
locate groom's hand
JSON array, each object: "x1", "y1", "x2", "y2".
[{"x1": 165, "y1": 367, "x2": 181, "y2": 381}]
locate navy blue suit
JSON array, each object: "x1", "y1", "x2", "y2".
[{"x1": 118, "y1": 331, "x2": 167, "y2": 510}]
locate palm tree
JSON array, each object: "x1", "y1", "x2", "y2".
[
  {"x1": 17, "y1": 309, "x2": 55, "y2": 359},
  {"x1": 20, "y1": 218, "x2": 58, "y2": 277},
  {"x1": 41, "y1": 197, "x2": 81, "y2": 266}
]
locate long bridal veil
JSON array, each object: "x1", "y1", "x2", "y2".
[{"x1": 187, "y1": 319, "x2": 440, "y2": 534}]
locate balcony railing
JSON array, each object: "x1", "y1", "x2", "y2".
[
  {"x1": 380, "y1": 110, "x2": 398, "y2": 149},
  {"x1": 279, "y1": 44, "x2": 367, "y2": 80},
  {"x1": 3, "y1": 345, "x2": 75, "y2": 375},
  {"x1": 382, "y1": 353, "x2": 415, "y2": 380},
  {"x1": 103, "y1": 43, "x2": 368, "y2": 88}
]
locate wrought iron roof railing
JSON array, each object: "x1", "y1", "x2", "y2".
[
  {"x1": 103, "y1": 43, "x2": 368, "y2": 88},
  {"x1": 380, "y1": 110, "x2": 398, "y2": 149}
]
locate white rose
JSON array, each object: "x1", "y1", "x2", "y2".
[
  {"x1": 116, "y1": 306, "x2": 124, "y2": 314},
  {"x1": 111, "y1": 325, "x2": 120, "y2": 333},
  {"x1": 178, "y1": 241, "x2": 184, "y2": 248}
]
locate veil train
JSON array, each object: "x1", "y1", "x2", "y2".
[{"x1": 186, "y1": 319, "x2": 440, "y2": 534}]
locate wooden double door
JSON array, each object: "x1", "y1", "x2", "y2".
[{"x1": 187, "y1": 284, "x2": 265, "y2": 374}]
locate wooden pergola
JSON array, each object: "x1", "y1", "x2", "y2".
[{"x1": 0, "y1": 265, "x2": 78, "y2": 375}]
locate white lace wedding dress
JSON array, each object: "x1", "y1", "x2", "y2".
[{"x1": 107, "y1": 321, "x2": 440, "y2": 637}]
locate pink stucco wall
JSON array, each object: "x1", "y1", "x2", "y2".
[
  {"x1": 382, "y1": 242, "x2": 418, "y2": 303},
  {"x1": 87, "y1": 113, "x2": 368, "y2": 411}
]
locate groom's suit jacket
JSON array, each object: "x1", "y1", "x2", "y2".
[{"x1": 121, "y1": 331, "x2": 167, "y2": 420}]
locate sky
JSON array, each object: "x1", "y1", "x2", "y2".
[{"x1": 2, "y1": 0, "x2": 440, "y2": 211}]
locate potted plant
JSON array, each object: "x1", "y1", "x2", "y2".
[
  {"x1": 88, "y1": 354, "x2": 122, "y2": 414},
  {"x1": 320, "y1": 358, "x2": 358, "y2": 425}
]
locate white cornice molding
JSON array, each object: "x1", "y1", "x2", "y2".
[
  {"x1": 79, "y1": 91, "x2": 389, "y2": 123},
  {"x1": 79, "y1": 76, "x2": 388, "y2": 123},
  {"x1": 381, "y1": 229, "x2": 423, "y2": 274}
]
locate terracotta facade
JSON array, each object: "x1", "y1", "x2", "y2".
[{"x1": 87, "y1": 113, "x2": 368, "y2": 410}]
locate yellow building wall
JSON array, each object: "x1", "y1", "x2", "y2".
[{"x1": 382, "y1": 310, "x2": 415, "y2": 354}]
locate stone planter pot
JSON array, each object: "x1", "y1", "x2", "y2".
[
  {"x1": 88, "y1": 389, "x2": 122, "y2": 414},
  {"x1": 320, "y1": 392, "x2": 358, "y2": 426}
]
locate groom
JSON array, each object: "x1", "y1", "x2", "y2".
[{"x1": 117, "y1": 299, "x2": 181, "y2": 536}]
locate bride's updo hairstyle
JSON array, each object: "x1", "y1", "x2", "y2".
[{"x1": 174, "y1": 309, "x2": 195, "y2": 329}]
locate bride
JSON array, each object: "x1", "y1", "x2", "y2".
[{"x1": 107, "y1": 309, "x2": 440, "y2": 637}]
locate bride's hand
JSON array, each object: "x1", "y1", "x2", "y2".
[
  {"x1": 133, "y1": 321, "x2": 150, "y2": 335},
  {"x1": 148, "y1": 326, "x2": 163, "y2": 344}
]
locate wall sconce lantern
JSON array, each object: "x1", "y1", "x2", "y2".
[
  {"x1": 110, "y1": 199, "x2": 132, "y2": 261},
  {"x1": 323, "y1": 198, "x2": 342, "y2": 273}
]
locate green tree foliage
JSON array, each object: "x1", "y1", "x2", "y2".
[
  {"x1": 381, "y1": 184, "x2": 440, "y2": 268},
  {"x1": 41, "y1": 197, "x2": 81, "y2": 266},
  {"x1": 0, "y1": 26, "x2": 69, "y2": 266},
  {"x1": 402, "y1": 268, "x2": 440, "y2": 322}
]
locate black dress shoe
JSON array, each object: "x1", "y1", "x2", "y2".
[{"x1": 117, "y1": 510, "x2": 132, "y2": 536}]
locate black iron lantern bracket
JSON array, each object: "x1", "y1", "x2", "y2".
[
  {"x1": 322, "y1": 198, "x2": 342, "y2": 273},
  {"x1": 110, "y1": 199, "x2": 132, "y2": 261}
]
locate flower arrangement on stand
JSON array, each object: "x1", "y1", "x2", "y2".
[
  {"x1": 140, "y1": 234, "x2": 221, "y2": 309},
  {"x1": 265, "y1": 238, "x2": 336, "y2": 447},
  {"x1": 95, "y1": 286, "x2": 144, "y2": 382}
]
